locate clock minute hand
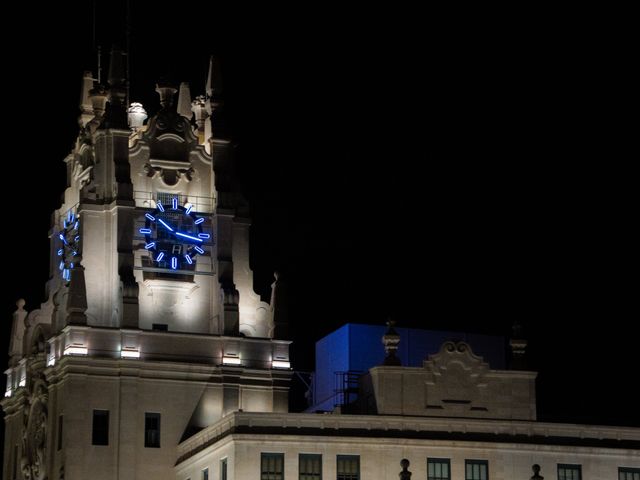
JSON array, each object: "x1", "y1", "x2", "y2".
[
  {"x1": 157, "y1": 218, "x2": 174, "y2": 232},
  {"x1": 175, "y1": 231, "x2": 203, "y2": 243}
]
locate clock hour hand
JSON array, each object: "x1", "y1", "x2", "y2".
[
  {"x1": 175, "y1": 231, "x2": 203, "y2": 243},
  {"x1": 157, "y1": 218, "x2": 174, "y2": 232}
]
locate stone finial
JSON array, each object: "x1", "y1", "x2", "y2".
[
  {"x1": 530, "y1": 464, "x2": 544, "y2": 479},
  {"x1": 177, "y1": 82, "x2": 193, "y2": 119},
  {"x1": 79, "y1": 71, "x2": 95, "y2": 128},
  {"x1": 399, "y1": 459, "x2": 412, "y2": 480},
  {"x1": 382, "y1": 320, "x2": 402, "y2": 366},
  {"x1": 127, "y1": 102, "x2": 148, "y2": 131},
  {"x1": 155, "y1": 81, "x2": 177, "y2": 110},
  {"x1": 9, "y1": 299, "x2": 28, "y2": 363},
  {"x1": 509, "y1": 320, "x2": 528, "y2": 370},
  {"x1": 191, "y1": 95, "x2": 208, "y2": 141},
  {"x1": 87, "y1": 84, "x2": 109, "y2": 133}
]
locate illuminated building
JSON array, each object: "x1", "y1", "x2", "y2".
[{"x1": 2, "y1": 52, "x2": 639, "y2": 480}]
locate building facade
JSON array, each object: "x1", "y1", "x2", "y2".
[
  {"x1": 174, "y1": 336, "x2": 640, "y2": 479},
  {"x1": 2, "y1": 54, "x2": 291, "y2": 480},
  {"x1": 2, "y1": 55, "x2": 640, "y2": 480}
]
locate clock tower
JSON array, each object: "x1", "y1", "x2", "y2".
[{"x1": 2, "y1": 52, "x2": 291, "y2": 480}]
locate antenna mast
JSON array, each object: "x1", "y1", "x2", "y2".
[{"x1": 126, "y1": 0, "x2": 131, "y2": 107}]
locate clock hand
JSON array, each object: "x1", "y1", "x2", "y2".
[
  {"x1": 175, "y1": 232, "x2": 203, "y2": 243},
  {"x1": 157, "y1": 218, "x2": 174, "y2": 232}
]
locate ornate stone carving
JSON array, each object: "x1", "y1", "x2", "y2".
[
  {"x1": 21, "y1": 375, "x2": 49, "y2": 480},
  {"x1": 423, "y1": 341, "x2": 489, "y2": 411}
]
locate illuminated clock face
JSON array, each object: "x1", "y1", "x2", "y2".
[
  {"x1": 57, "y1": 211, "x2": 80, "y2": 282},
  {"x1": 140, "y1": 197, "x2": 211, "y2": 271}
]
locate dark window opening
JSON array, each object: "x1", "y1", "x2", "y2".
[
  {"x1": 619, "y1": 467, "x2": 640, "y2": 480},
  {"x1": 558, "y1": 465, "x2": 582, "y2": 480},
  {"x1": 299, "y1": 453, "x2": 322, "y2": 480},
  {"x1": 261, "y1": 453, "x2": 284, "y2": 480},
  {"x1": 428, "y1": 458, "x2": 451, "y2": 480},
  {"x1": 465, "y1": 460, "x2": 488, "y2": 480},
  {"x1": 145, "y1": 412, "x2": 161, "y2": 448},
  {"x1": 92, "y1": 410, "x2": 109, "y2": 446},
  {"x1": 337, "y1": 455, "x2": 359, "y2": 480}
]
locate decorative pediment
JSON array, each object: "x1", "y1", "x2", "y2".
[
  {"x1": 142, "y1": 110, "x2": 200, "y2": 163},
  {"x1": 423, "y1": 341, "x2": 490, "y2": 412}
]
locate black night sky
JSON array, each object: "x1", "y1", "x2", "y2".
[{"x1": 2, "y1": 0, "x2": 637, "y2": 450}]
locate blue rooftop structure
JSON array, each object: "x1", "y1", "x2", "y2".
[{"x1": 307, "y1": 323, "x2": 506, "y2": 412}]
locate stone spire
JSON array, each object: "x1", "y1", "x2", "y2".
[
  {"x1": 177, "y1": 82, "x2": 193, "y2": 119},
  {"x1": 269, "y1": 271, "x2": 289, "y2": 339},
  {"x1": 79, "y1": 71, "x2": 95, "y2": 128},
  {"x1": 204, "y1": 56, "x2": 224, "y2": 153},
  {"x1": 509, "y1": 320, "x2": 528, "y2": 370},
  {"x1": 382, "y1": 320, "x2": 401, "y2": 366}
]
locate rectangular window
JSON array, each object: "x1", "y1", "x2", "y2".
[
  {"x1": 618, "y1": 467, "x2": 640, "y2": 480},
  {"x1": 145, "y1": 412, "x2": 161, "y2": 448},
  {"x1": 337, "y1": 455, "x2": 360, "y2": 480},
  {"x1": 57, "y1": 415, "x2": 63, "y2": 451},
  {"x1": 202, "y1": 468, "x2": 209, "y2": 480},
  {"x1": 465, "y1": 460, "x2": 488, "y2": 480},
  {"x1": 428, "y1": 458, "x2": 451, "y2": 480},
  {"x1": 299, "y1": 453, "x2": 322, "y2": 480},
  {"x1": 220, "y1": 458, "x2": 228, "y2": 480},
  {"x1": 558, "y1": 464, "x2": 581, "y2": 480},
  {"x1": 261, "y1": 453, "x2": 284, "y2": 480},
  {"x1": 620, "y1": 468, "x2": 640, "y2": 480},
  {"x1": 92, "y1": 409, "x2": 109, "y2": 446}
]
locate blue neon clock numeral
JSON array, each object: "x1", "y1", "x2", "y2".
[
  {"x1": 63, "y1": 269, "x2": 70, "y2": 281},
  {"x1": 194, "y1": 217, "x2": 204, "y2": 225},
  {"x1": 172, "y1": 197, "x2": 178, "y2": 210},
  {"x1": 156, "y1": 252, "x2": 165, "y2": 262},
  {"x1": 145, "y1": 213, "x2": 156, "y2": 221},
  {"x1": 194, "y1": 246, "x2": 205, "y2": 255},
  {"x1": 171, "y1": 257, "x2": 178, "y2": 269},
  {"x1": 144, "y1": 242, "x2": 156, "y2": 250},
  {"x1": 184, "y1": 255, "x2": 193, "y2": 265},
  {"x1": 57, "y1": 249, "x2": 63, "y2": 256},
  {"x1": 139, "y1": 228, "x2": 152, "y2": 234},
  {"x1": 185, "y1": 204, "x2": 193, "y2": 214},
  {"x1": 157, "y1": 202, "x2": 165, "y2": 212},
  {"x1": 59, "y1": 261, "x2": 64, "y2": 270},
  {"x1": 198, "y1": 233, "x2": 210, "y2": 239}
]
